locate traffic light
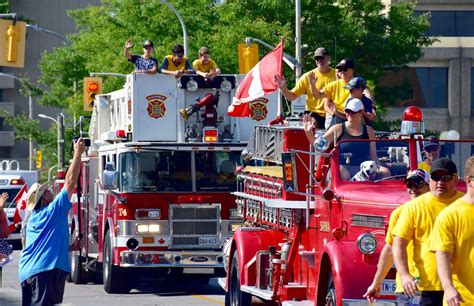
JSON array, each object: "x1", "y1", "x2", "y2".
[
  {"x1": 83, "y1": 77, "x2": 102, "y2": 111},
  {"x1": 238, "y1": 43, "x2": 259, "y2": 74},
  {"x1": 36, "y1": 150, "x2": 42, "y2": 169},
  {"x1": 0, "y1": 20, "x2": 26, "y2": 68}
]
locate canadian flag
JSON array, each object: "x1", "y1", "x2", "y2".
[
  {"x1": 228, "y1": 38, "x2": 283, "y2": 117},
  {"x1": 7, "y1": 184, "x2": 28, "y2": 233}
]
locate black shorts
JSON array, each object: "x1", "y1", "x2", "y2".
[
  {"x1": 304, "y1": 111, "x2": 326, "y2": 129},
  {"x1": 329, "y1": 115, "x2": 347, "y2": 128},
  {"x1": 21, "y1": 268, "x2": 67, "y2": 306}
]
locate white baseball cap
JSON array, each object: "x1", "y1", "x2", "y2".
[{"x1": 344, "y1": 98, "x2": 364, "y2": 112}]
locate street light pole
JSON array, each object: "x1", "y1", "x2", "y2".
[
  {"x1": 0, "y1": 73, "x2": 34, "y2": 170},
  {"x1": 160, "y1": 0, "x2": 188, "y2": 56},
  {"x1": 38, "y1": 113, "x2": 65, "y2": 171}
]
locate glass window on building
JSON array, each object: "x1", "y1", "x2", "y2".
[
  {"x1": 471, "y1": 68, "x2": 474, "y2": 114},
  {"x1": 417, "y1": 11, "x2": 474, "y2": 36},
  {"x1": 377, "y1": 67, "x2": 448, "y2": 108}
]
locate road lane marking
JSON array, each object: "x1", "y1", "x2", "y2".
[{"x1": 191, "y1": 294, "x2": 225, "y2": 305}]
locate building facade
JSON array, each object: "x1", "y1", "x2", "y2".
[
  {"x1": 0, "y1": 0, "x2": 99, "y2": 169},
  {"x1": 382, "y1": 0, "x2": 474, "y2": 139}
]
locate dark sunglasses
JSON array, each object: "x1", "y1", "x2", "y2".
[
  {"x1": 345, "y1": 109, "x2": 359, "y2": 114},
  {"x1": 315, "y1": 56, "x2": 326, "y2": 61},
  {"x1": 144, "y1": 46, "x2": 153, "y2": 49},
  {"x1": 174, "y1": 53, "x2": 184, "y2": 58},
  {"x1": 337, "y1": 66, "x2": 349, "y2": 72},
  {"x1": 431, "y1": 174, "x2": 454, "y2": 182},
  {"x1": 425, "y1": 146, "x2": 440, "y2": 153},
  {"x1": 406, "y1": 181, "x2": 426, "y2": 189}
]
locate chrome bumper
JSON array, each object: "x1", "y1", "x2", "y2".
[{"x1": 120, "y1": 250, "x2": 224, "y2": 268}]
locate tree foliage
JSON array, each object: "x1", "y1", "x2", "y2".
[{"x1": 7, "y1": 0, "x2": 433, "y2": 171}]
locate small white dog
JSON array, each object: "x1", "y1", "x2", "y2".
[{"x1": 350, "y1": 160, "x2": 379, "y2": 181}]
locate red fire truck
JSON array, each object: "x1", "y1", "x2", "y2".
[
  {"x1": 219, "y1": 107, "x2": 471, "y2": 305},
  {"x1": 62, "y1": 73, "x2": 280, "y2": 293}
]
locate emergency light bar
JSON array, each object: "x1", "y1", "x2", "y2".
[
  {"x1": 400, "y1": 106, "x2": 424, "y2": 135},
  {"x1": 203, "y1": 127, "x2": 218, "y2": 143}
]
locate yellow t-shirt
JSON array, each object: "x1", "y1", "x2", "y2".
[
  {"x1": 430, "y1": 198, "x2": 474, "y2": 305},
  {"x1": 385, "y1": 205, "x2": 415, "y2": 293},
  {"x1": 163, "y1": 55, "x2": 189, "y2": 71},
  {"x1": 323, "y1": 79, "x2": 351, "y2": 113},
  {"x1": 291, "y1": 68, "x2": 336, "y2": 115},
  {"x1": 418, "y1": 161, "x2": 431, "y2": 172},
  {"x1": 192, "y1": 59, "x2": 218, "y2": 73},
  {"x1": 392, "y1": 191, "x2": 464, "y2": 291}
]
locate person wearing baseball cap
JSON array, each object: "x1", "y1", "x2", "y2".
[
  {"x1": 404, "y1": 169, "x2": 430, "y2": 199},
  {"x1": 393, "y1": 157, "x2": 463, "y2": 305},
  {"x1": 19, "y1": 139, "x2": 86, "y2": 305},
  {"x1": 344, "y1": 77, "x2": 376, "y2": 126},
  {"x1": 431, "y1": 156, "x2": 474, "y2": 305},
  {"x1": 124, "y1": 38, "x2": 158, "y2": 74},
  {"x1": 364, "y1": 169, "x2": 429, "y2": 304},
  {"x1": 418, "y1": 136, "x2": 441, "y2": 172},
  {"x1": 274, "y1": 47, "x2": 336, "y2": 129}
]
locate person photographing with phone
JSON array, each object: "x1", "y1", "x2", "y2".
[{"x1": 19, "y1": 138, "x2": 86, "y2": 306}]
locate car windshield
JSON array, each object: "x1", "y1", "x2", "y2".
[
  {"x1": 118, "y1": 150, "x2": 241, "y2": 192},
  {"x1": 0, "y1": 188, "x2": 22, "y2": 208}
]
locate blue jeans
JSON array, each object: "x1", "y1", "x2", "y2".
[{"x1": 395, "y1": 291, "x2": 444, "y2": 306}]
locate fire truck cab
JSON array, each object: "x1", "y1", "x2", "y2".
[
  {"x1": 66, "y1": 73, "x2": 279, "y2": 293},
  {"x1": 220, "y1": 107, "x2": 471, "y2": 305}
]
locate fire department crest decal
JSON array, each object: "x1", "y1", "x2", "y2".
[
  {"x1": 146, "y1": 94, "x2": 167, "y2": 119},
  {"x1": 249, "y1": 97, "x2": 269, "y2": 121}
]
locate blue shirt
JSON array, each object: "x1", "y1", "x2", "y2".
[
  {"x1": 19, "y1": 189, "x2": 71, "y2": 282},
  {"x1": 130, "y1": 55, "x2": 158, "y2": 72}
]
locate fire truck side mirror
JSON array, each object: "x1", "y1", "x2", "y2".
[{"x1": 102, "y1": 162, "x2": 116, "y2": 190}]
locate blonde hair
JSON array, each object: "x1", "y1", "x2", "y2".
[
  {"x1": 198, "y1": 47, "x2": 210, "y2": 58},
  {"x1": 464, "y1": 156, "x2": 474, "y2": 177}
]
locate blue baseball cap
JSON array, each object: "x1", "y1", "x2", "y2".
[
  {"x1": 143, "y1": 40, "x2": 154, "y2": 48},
  {"x1": 344, "y1": 77, "x2": 366, "y2": 90}
]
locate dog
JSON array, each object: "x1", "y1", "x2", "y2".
[{"x1": 350, "y1": 160, "x2": 379, "y2": 182}]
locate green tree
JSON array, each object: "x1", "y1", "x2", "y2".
[{"x1": 12, "y1": 0, "x2": 434, "y2": 155}]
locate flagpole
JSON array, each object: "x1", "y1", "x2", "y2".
[{"x1": 295, "y1": 0, "x2": 302, "y2": 80}]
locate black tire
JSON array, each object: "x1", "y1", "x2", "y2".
[
  {"x1": 325, "y1": 271, "x2": 336, "y2": 306},
  {"x1": 103, "y1": 230, "x2": 132, "y2": 293},
  {"x1": 70, "y1": 253, "x2": 88, "y2": 284},
  {"x1": 228, "y1": 250, "x2": 251, "y2": 306}
]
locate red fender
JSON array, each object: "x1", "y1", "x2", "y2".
[
  {"x1": 323, "y1": 240, "x2": 381, "y2": 304},
  {"x1": 228, "y1": 228, "x2": 285, "y2": 288}
]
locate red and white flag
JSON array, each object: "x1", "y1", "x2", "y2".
[
  {"x1": 228, "y1": 38, "x2": 284, "y2": 117},
  {"x1": 7, "y1": 184, "x2": 28, "y2": 232}
]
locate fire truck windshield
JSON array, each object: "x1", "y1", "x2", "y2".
[{"x1": 118, "y1": 150, "x2": 241, "y2": 192}]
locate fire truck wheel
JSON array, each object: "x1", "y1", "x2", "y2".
[
  {"x1": 71, "y1": 253, "x2": 88, "y2": 284},
  {"x1": 103, "y1": 230, "x2": 133, "y2": 293},
  {"x1": 325, "y1": 271, "x2": 336, "y2": 306},
  {"x1": 229, "y1": 250, "x2": 251, "y2": 306}
]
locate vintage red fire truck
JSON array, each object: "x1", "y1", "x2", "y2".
[
  {"x1": 62, "y1": 73, "x2": 280, "y2": 293},
  {"x1": 219, "y1": 107, "x2": 471, "y2": 305}
]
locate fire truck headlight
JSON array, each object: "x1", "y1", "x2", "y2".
[
  {"x1": 186, "y1": 79, "x2": 198, "y2": 92},
  {"x1": 148, "y1": 224, "x2": 160, "y2": 233},
  {"x1": 357, "y1": 233, "x2": 377, "y2": 255},
  {"x1": 136, "y1": 224, "x2": 149, "y2": 233},
  {"x1": 220, "y1": 79, "x2": 232, "y2": 92}
]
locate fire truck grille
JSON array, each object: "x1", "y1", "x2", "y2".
[
  {"x1": 170, "y1": 204, "x2": 220, "y2": 248},
  {"x1": 351, "y1": 214, "x2": 385, "y2": 228}
]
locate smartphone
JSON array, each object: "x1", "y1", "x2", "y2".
[{"x1": 72, "y1": 136, "x2": 91, "y2": 147}]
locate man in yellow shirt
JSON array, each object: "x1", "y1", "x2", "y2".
[
  {"x1": 393, "y1": 158, "x2": 464, "y2": 305},
  {"x1": 363, "y1": 169, "x2": 430, "y2": 304},
  {"x1": 418, "y1": 137, "x2": 441, "y2": 172},
  {"x1": 193, "y1": 47, "x2": 221, "y2": 80},
  {"x1": 274, "y1": 47, "x2": 336, "y2": 129},
  {"x1": 160, "y1": 44, "x2": 195, "y2": 78},
  {"x1": 431, "y1": 156, "x2": 474, "y2": 306}
]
